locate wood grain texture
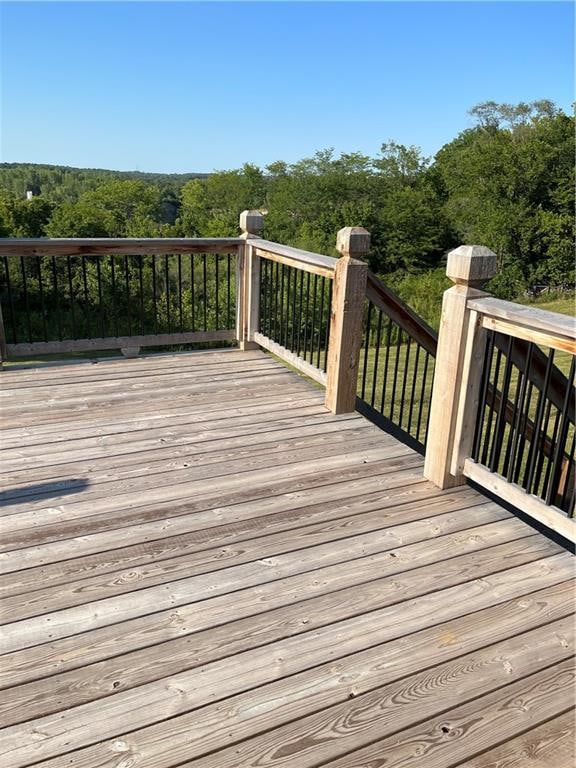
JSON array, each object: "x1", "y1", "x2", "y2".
[
  {"x1": 457, "y1": 709, "x2": 575, "y2": 767},
  {"x1": 0, "y1": 349, "x2": 572, "y2": 768}
]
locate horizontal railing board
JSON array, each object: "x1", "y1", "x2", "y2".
[
  {"x1": 6, "y1": 330, "x2": 235, "y2": 357},
  {"x1": 251, "y1": 239, "x2": 338, "y2": 273},
  {"x1": 254, "y1": 332, "x2": 327, "y2": 385},
  {"x1": 366, "y1": 272, "x2": 438, "y2": 357},
  {"x1": 0, "y1": 238, "x2": 243, "y2": 257},
  {"x1": 482, "y1": 315, "x2": 576, "y2": 355},
  {"x1": 463, "y1": 459, "x2": 575, "y2": 544},
  {"x1": 468, "y1": 296, "x2": 576, "y2": 341},
  {"x1": 254, "y1": 248, "x2": 334, "y2": 279}
]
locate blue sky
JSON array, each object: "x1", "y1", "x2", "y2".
[{"x1": 1, "y1": 1, "x2": 573, "y2": 173}]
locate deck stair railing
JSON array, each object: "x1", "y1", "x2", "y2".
[{"x1": 1, "y1": 213, "x2": 574, "y2": 540}]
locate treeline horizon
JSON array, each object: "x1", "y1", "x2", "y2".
[{"x1": 1, "y1": 100, "x2": 573, "y2": 313}]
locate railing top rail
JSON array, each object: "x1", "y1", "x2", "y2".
[
  {"x1": 250, "y1": 238, "x2": 338, "y2": 273},
  {"x1": 468, "y1": 296, "x2": 576, "y2": 341},
  {"x1": 366, "y1": 271, "x2": 438, "y2": 357},
  {"x1": 0, "y1": 238, "x2": 244, "y2": 257}
]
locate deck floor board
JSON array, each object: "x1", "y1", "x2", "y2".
[{"x1": 0, "y1": 349, "x2": 573, "y2": 767}]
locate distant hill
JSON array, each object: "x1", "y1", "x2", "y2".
[{"x1": 0, "y1": 163, "x2": 209, "y2": 203}]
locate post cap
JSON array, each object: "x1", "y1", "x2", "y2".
[
  {"x1": 446, "y1": 245, "x2": 497, "y2": 286},
  {"x1": 239, "y1": 210, "x2": 264, "y2": 236},
  {"x1": 336, "y1": 227, "x2": 370, "y2": 258}
]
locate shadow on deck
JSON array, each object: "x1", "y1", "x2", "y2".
[{"x1": 0, "y1": 348, "x2": 573, "y2": 767}]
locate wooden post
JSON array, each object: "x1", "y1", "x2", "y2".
[
  {"x1": 238, "y1": 210, "x2": 264, "y2": 351},
  {"x1": 325, "y1": 227, "x2": 369, "y2": 414},
  {"x1": 423, "y1": 245, "x2": 497, "y2": 489}
]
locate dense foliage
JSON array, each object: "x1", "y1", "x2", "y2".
[{"x1": 1, "y1": 101, "x2": 573, "y2": 307}]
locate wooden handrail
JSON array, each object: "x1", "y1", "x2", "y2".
[
  {"x1": 250, "y1": 239, "x2": 338, "y2": 278},
  {"x1": 365, "y1": 271, "x2": 438, "y2": 357},
  {"x1": 468, "y1": 296, "x2": 576, "y2": 340},
  {"x1": 0, "y1": 238, "x2": 243, "y2": 256}
]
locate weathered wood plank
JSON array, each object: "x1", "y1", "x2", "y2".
[
  {"x1": 0, "y1": 545, "x2": 566, "y2": 696},
  {"x1": 322, "y1": 659, "x2": 575, "y2": 768},
  {"x1": 6, "y1": 615, "x2": 572, "y2": 767},
  {"x1": 0, "y1": 485, "x2": 486, "y2": 593},
  {"x1": 0, "y1": 505, "x2": 518, "y2": 623},
  {"x1": 0, "y1": 456, "x2": 424, "y2": 552},
  {"x1": 0, "y1": 237, "x2": 243, "y2": 257},
  {"x1": 458, "y1": 709, "x2": 575, "y2": 768},
  {"x1": 2, "y1": 574, "x2": 570, "y2": 739},
  {"x1": 0, "y1": 512, "x2": 535, "y2": 651}
]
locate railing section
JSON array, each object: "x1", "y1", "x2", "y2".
[
  {"x1": 0, "y1": 239, "x2": 242, "y2": 357},
  {"x1": 472, "y1": 329, "x2": 574, "y2": 515},
  {"x1": 424, "y1": 245, "x2": 575, "y2": 543},
  {"x1": 356, "y1": 273, "x2": 437, "y2": 454},
  {"x1": 244, "y1": 238, "x2": 337, "y2": 385}
]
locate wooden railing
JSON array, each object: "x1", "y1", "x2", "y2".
[
  {"x1": 357, "y1": 272, "x2": 438, "y2": 453},
  {"x1": 2, "y1": 215, "x2": 573, "y2": 540},
  {"x1": 424, "y1": 245, "x2": 575, "y2": 542},
  {"x1": 0, "y1": 238, "x2": 243, "y2": 358}
]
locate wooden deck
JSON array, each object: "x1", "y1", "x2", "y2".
[{"x1": 0, "y1": 348, "x2": 574, "y2": 768}]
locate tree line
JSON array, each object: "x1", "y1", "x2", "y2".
[{"x1": 1, "y1": 100, "x2": 573, "y2": 311}]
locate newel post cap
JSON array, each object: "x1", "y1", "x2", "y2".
[
  {"x1": 239, "y1": 210, "x2": 264, "y2": 236},
  {"x1": 336, "y1": 227, "x2": 370, "y2": 258},
  {"x1": 446, "y1": 245, "x2": 497, "y2": 286}
]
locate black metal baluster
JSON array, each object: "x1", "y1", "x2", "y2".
[
  {"x1": 190, "y1": 254, "x2": 195, "y2": 331},
  {"x1": 178, "y1": 254, "x2": 183, "y2": 332},
  {"x1": 481, "y1": 347, "x2": 503, "y2": 467},
  {"x1": 3, "y1": 257, "x2": 17, "y2": 343},
  {"x1": 370, "y1": 310, "x2": 383, "y2": 408},
  {"x1": 202, "y1": 253, "x2": 208, "y2": 332},
  {"x1": 416, "y1": 351, "x2": 430, "y2": 444},
  {"x1": 559, "y1": 429, "x2": 575, "y2": 514},
  {"x1": 398, "y1": 337, "x2": 412, "y2": 429},
  {"x1": 284, "y1": 265, "x2": 291, "y2": 349},
  {"x1": 152, "y1": 255, "x2": 158, "y2": 335},
  {"x1": 81, "y1": 255, "x2": 91, "y2": 339},
  {"x1": 360, "y1": 302, "x2": 373, "y2": 401},
  {"x1": 215, "y1": 254, "x2": 220, "y2": 330},
  {"x1": 322, "y1": 279, "x2": 332, "y2": 371},
  {"x1": 389, "y1": 325, "x2": 403, "y2": 422},
  {"x1": 65, "y1": 255, "x2": 76, "y2": 339},
  {"x1": 290, "y1": 267, "x2": 298, "y2": 352},
  {"x1": 533, "y1": 399, "x2": 553, "y2": 498},
  {"x1": 506, "y1": 343, "x2": 534, "y2": 483},
  {"x1": 227, "y1": 254, "x2": 232, "y2": 329},
  {"x1": 138, "y1": 255, "x2": 145, "y2": 335},
  {"x1": 96, "y1": 257, "x2": 104, "y2": 337},
  {"x1": 110, "y1": 254, "x2": 118, "y2": 338},
  {"x1": 309, "y1": 274, "x2": 318, "y2": 364},
  {"x1": 407, "y1": 343, "x2": 421, "y2": 437},
  {"x1": 36, "y1": 256, "x2": 47, "y2": 342},
  {"x1": 20, "y1": 256, "x2": 33, "y2": 343},
  {"x1": 488, "y1": 335, "x2": 514, "y2": 473},
  {"x1": 472, "y1": 331, "x2": 495, "y2": 462},
  {"x1": 296, "y1": 270, "x2": 304, "y2": 356},
  {"x1": 125, "y1": 255, "x2": 132, "y2": 337},
  {"x1": 513, "y1": 381, "x2": 535, "y2": 485},
  {"x1": 165, "y1": 254, "x2": 171, "y2": 334},
  {"x1": 302, "y1": 272, "x2": 311, "y2": 360},
  {"x1": 379, "y1": 317, "x2": 393, "y2": 415},
  {"x1": 51, "y1": 255, "x2": 62, "y2": 341},
  {"x1": 316, "y1": 277, "x2": 326, "y2": 370},
  {"x1": 546, "y1": 356, "x2": 576, "y2": 506}
]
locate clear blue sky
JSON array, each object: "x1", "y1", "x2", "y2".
[{"x1": 1, "y1": 1, "x2": 573, "y2": 173}]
